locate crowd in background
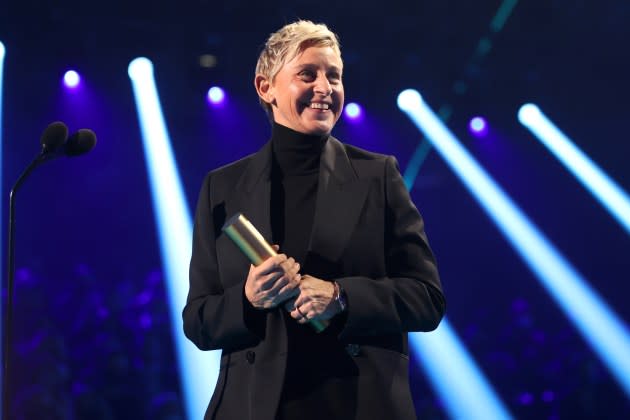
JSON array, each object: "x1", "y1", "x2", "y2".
[{"x1": 10, "y1": 264, "x2": 627, "y2": 419}]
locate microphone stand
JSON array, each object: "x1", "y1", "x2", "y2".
[{"x1": 3, "y1": 152, "x2": 50, "y2": 420}]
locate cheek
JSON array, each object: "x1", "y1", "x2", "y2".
[
  {"x1": 336, "y1": 92, "x2": 345, "y2": 115},
  {"x1": 335, "y1": 86, "x2": 344, "y2": 101}
]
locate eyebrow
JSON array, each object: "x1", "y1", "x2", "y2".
[{"x1": 295, "y1": 63, "x2": 343, "y2": 73}]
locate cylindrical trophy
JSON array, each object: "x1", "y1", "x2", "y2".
[{"x1": 222, "y1": 212, "x2": 327, "y2": 333}]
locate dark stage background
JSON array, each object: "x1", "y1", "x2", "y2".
[{"x1": 1, "y1": 1, "x2": 629, "y2": 419}]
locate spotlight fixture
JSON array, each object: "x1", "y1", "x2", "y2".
[
  {"x1": 206, "y1": 86, "x2": 226, "y2": 105},
  {"x1": 63, "y1": 70, "x2": 81, "y2": 88},
  {"x1": 344, "y1": 102, "x2": 362, "y2": 120},
  {"x1": 469, "y1": 116, "x2": 488, "y2": 137}
]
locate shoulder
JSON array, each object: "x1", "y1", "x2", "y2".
[
  {"x1": 199, "y1": 149, "x2": 263, "y2": 202},
  {"x1": 334, "y1": 138, "x2": 390, "y2": 162},
  {"x1": 207, "y1": 152, "x2": 256, "y2": 180},
  {"x1": 331, "y1": 137, "x2": 398, "y2": 177}
]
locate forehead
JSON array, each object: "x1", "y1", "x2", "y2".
[{"x1": 285, "y1": 46, "x2": 343, "y2": 69}]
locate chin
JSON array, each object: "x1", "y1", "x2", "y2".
[
  {"x1": 302, "y1": 121, "x2": 334, "y2": 135},
  {"x1": 305, "y1": 129, "x2": 331, "y2": 136}
]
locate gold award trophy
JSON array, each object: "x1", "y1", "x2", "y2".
[{"x1": 222, "y1": 212, "x2": 327, "y2": 332}]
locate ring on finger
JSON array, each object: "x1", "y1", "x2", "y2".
[{"x1": 295, "y1": 306, "x2": 307, "y2": 319}]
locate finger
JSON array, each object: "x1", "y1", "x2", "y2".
[
  {"x1": 290, "y1": 308, "x2": 301, "y2": 320},
  {"x1": 296, "y1": 308, "x2": 311, "y2": 324},
  {"x1": 272, "y1": 244, "x2": 280, "y2": 252},
  {"x1": 283, "y1": 297, "x2": 297, "y2": 311},
  {"x1": 270, "y1": 279, "x2": 302, "y2": 308},
  {"x1": 292, "y1": 305, "x2": 308, "y2": 322},
  {"x1": 279, "y1": 257, "x2": 297, "y2": 274},
  {"x1": 258, "y1": 271, "x2": 284, "y2": 291},
  {"x1": 284, "y1": 263, "x2": 301, "y2": 283},
  {"x1": 275, "y1": 289, "x2": 299, "y2": 310},
  {"x1": 258, "y1": 254, "x2": 288, "y2": 276},
  {"x1": 277, "y1": 276, "x2": 300, "y2": 298},
  {"x1": 266, "y1": 275, "x2": 289, "y2": 295},
  {"x1": 293, "y1": 292, "x2": 311, "y2": 308}
]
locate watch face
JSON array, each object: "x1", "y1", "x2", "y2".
[
  {"x1": 337, "y1": 291, "x2": 347, "y2": 312},
  {"x1": 333, "y1": 282, "x2": 347, "y2": 312}
]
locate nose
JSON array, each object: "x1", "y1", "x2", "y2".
[{"x1": 314, "y1": 75, "x2": 332, "y2": 96}]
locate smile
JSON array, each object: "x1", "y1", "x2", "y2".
[{"x1": 309, "y1": 102, "x2": 331, "y2": 110}]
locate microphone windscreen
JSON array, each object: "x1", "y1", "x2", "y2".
[
  {"x1": 65, "y1": 129, "x2": 97, "y2": 156},
  {"x1": 40, "y1": 121, "x2": 68, "y2": 152}
]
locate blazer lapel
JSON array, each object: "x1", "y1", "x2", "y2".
[
  {"x1": 228, "y1": 141, "x2": 274, "y2": 244},
  {"x1": 307, "y1": 137, "x2": 369, "y2": 266}
]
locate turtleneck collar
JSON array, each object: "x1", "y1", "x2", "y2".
[{"x1": 271, "y1": 122, "x2": 329, "y2": 176}]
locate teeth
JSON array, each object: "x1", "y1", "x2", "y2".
[{"x1": 310, "y1": 102, "x2": 330, "y2": 110}]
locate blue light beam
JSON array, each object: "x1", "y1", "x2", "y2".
[
  {"x1": 0, "y1": 40, "x2": 5, "y2": 420},
  {"x1": 410, "y1": 321, "x2": 513, "y2": 420},
  {"x1": 128, "y1": 57, "x2": 220, "y2": 420},
  {"x1": 398, "y1": 93, "x2": 513, "y2": 420},
  {"x1": 397, "y1": 95, "x2": 512, "y2": 419},
  {"x1": 399, "y1": 89, "x2": 630, "y2": 398},
  {"x1": 400, "y1": 108, "x2": 513, "y2": 419},
  {"x1": 518, "y1": 103, "x2": 630, "y2": 235}
]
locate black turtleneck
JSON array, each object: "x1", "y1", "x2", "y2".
[
  {"x1": 270, "y1": 122, "x2": 328, "y2": 265},
  {"x1": 271, "y1": 123, "x2": 351, "y2": 418}
]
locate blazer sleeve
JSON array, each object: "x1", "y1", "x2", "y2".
[
  {"x1": 337, "y1": 156, "x2": 445, "y2": 339},
  {"x1": 182, "y1": 173, "x2": 265, "y2": 351}
]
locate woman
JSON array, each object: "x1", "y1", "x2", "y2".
[{"x1": 183, "y1": 20, "x2": 445, "y2": 420}]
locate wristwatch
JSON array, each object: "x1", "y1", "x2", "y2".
[{"x1": 333, "y1": 281, "x2": 347, "y2": 313}]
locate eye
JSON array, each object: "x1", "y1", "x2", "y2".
[
  {"x1": 298, "y1": 70, "x2": 316, "y2": 81},
  {"x1": 328, "y1": 71, "x2": 342, "y2": 84}
]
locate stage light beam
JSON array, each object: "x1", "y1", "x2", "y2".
[
  {"x1": 0, "y1": 39, "x2": 5, "y2": 417},
  {"x1": 518, "y1": 103, "x2": 630, "y2": 235},
  {"x1": 398, "y1": 90, "x2": 513, "y2": 420},
  {"x1": 128, "y1": 57, "x2": 220, "y2": 420},
  {"x1": 399, "y1": 89, "x2": 630, "y2": 399},
  {"x1": 490, "y1": 0, "x2": 520, "y2": 32},
  {"x1": 410, "y1": 321, "x2": 514, "y2": 420}
]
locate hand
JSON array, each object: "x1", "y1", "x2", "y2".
[
  {"x1": 244, "y1": 250, "x2": 301, "y2": 309},
  {"x1": 284, "y1": 275, "x2": 340, "y2": 324}
]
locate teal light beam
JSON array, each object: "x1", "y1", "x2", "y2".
[
  {"x1": 403, "y1": 140, "x2": 432, "y2": 191},
  {"x1": 402, "y1": 106, "x2": 450, "y2": 189},
  {"x1": 490, "y1": 0, "x2": 520, "y2": 32},
  {"x1": 128, "y1": 57, "x2": 220, "y2": 420},
  {"x1": 399, "y1": 89, "x2": 630, "y2": 398}
]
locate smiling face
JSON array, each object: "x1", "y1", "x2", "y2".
[{"x1": 256, "y1": 46, "x2": 344, "y2": 136}]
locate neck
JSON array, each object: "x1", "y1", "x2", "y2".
[{"x1": 271, "y1": 122, "x2": 329, "y2": 176}]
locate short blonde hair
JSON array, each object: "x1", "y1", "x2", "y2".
[{"x1": 255, "y1": 20, "x2": 341, "y2": 116}]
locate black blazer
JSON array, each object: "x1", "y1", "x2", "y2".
[{"x1": 183, "y1": 137, "x2": 445, "y2": 420}]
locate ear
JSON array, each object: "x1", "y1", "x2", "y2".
[{"x1": 254, "y1": 74, "x2": 274, "y2": 105}]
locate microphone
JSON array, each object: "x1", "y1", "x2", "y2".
[
  {"x1": 64, "y1": 129, "x2": 97, "y2": 157},
  {"x1": 4, "y1": 121, "x2": 97, "y2": 420},
  {"x1": 37, "y1": 122, "x2": 97, "y2": 162},
  {"x1": 41, "y1": 127, "x2": 97, "y2": 160},
  {"x1": 40, "y1": 121, "x2": 69, "y2": 154}
]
